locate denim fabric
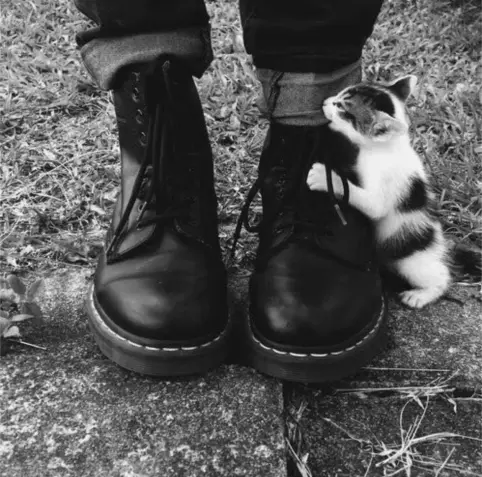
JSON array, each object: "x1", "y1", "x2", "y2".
[
  {"x1": 77, "y1": 27, "x2": 212, "y2": 89},
  {"x1": 74, "y1": 0, "x2": 210, "y2": 32},
  {"x1": 73, "y1": 0, "x2": 382, "y2": 96},
  {"x1": 256, "y1": 61, "x2": 362, "y2": 126},
  {"x1": 239, "y1": 0, "x2": 383, "y2": 73},
  {"x1": 74, "y1": 0, "x2": 212, "y2": 89}
]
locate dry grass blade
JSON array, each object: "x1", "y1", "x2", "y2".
[
  {"x1": 362, "y1": 367, "x2": 451, "y2": 372},
  {"x1": 322, "y1": 417, "x2": 372, "y2": 447},
  {"x1": 372, "y1": 397, "x2": 482, "y2": 476},
  {"x1": 336, "y1": 374, "x2": 459, "y2": 409},
  {"x1": 285, "y1": 398, "x2": 316, "y2": 477},
  {"x1": 434, "y1": 448, "x2": 456, "y2": 477},
  {"x1": 285, "y1": 438, "x2": 313, "y2": 477}
]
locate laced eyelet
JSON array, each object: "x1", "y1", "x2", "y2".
[
  {"x1": 135, "y1": 109, "x2": 144, "y2": 124},
  {"x1": 139, "y1": 131, "x2": 147, "y2": 146},
  {"x1": 132, "y1": 86, "x2": 141, "y2": 103}
]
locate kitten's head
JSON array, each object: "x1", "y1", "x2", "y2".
[{"x1": 323, "y1": 75, "x2": 417, "y2": 145}]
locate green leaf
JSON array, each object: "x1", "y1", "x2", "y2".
[
  {"x1": 0, "y1": 310, "x2": 9, "y2": 319},
  {"x1": 0, "y1": 317, "x2": 11, "y2": 336},
  {"x1": 7, "y1": 275, "x2": 26, "y2": 296},
  {"x1": 26, "y1": 279, "x2": 44, "y2": 301},
  {"x1": 0, "y1": 289, "x2": 18, "y2": 303},
  {"x1": 22, "y1": 302, "x2": 42, "y2": 319},
  {"x1": 3, "y1": 326, "x2": 21, "y2": 338},
  {"x1": 11, "y1": 314, "x2": 35, "y2": 322}
]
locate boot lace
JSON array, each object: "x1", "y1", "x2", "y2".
[
  {"x1": 229, "y1": 130, "x2": 350, "y2": 262},
  {"x1": 107, "y1": 57, "x2": 193, "y2": 257}
]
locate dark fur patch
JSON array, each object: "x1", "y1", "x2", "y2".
[
  {"x1": 345, "y1": 85, "x2": 395, "y2": 117},
  {"x1": 325, "y1": 129, "x2": 362, "y2": 186},
  {"x1": 397, "y1": 177, "x2": 427, "y2": 212},
  {"x1": 452, "y1": 244, "x2": 482, "y2": 279},
  {"x1": 379, "y1": 223, "x2": 435, "y2": 261}
]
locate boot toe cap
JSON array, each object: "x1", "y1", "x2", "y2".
[
  {"x1": 250, "y1": 245, "x2": 384, "y2": 350},
  {"x1": 95, "y1": 263, "x2": 227, "y2": 346}
]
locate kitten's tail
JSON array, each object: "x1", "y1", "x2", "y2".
[{"x1": 450, "y1": 242, "x2": 482, "y2": 280}]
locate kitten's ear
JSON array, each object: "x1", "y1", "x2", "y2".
[
  {"x1": 388, "y1": 75, "x2": 417, "y2": 102},
  {"x1": 372, "y1": 111, "x2": 408, "y2": 140}
]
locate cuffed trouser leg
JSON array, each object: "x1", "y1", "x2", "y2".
[
  {"x1": 256, "y1": 62, "x2": 362, "y2": 126},
  {"x1": 239, "y1": 0, "x2": 384, "y2": 125},
  {"x1": 73, "y1": 0, "x2": 213, "y2": 89}
]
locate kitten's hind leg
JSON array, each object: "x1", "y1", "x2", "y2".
[{"x1": 390, "y1": 245, "x2": 451, "y2": 309}]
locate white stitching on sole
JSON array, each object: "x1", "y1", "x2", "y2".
[
  {"x1": 88, "y1": 286, "x2": 226, "y2": 353},
  {"x1": 251, "y1": 297, "x2": 386, "y2": 359}
]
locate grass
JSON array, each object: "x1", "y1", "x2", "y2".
[
  {"x1": 287, "y1": 377, "x2": 482, "y2": 477},
  {"x1": 0, "y1": 0, "x2": 481, "y2": 274}
]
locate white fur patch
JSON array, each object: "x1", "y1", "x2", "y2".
[{"x1": 393, "y1": 225, "x2": 450, "y2": 308}]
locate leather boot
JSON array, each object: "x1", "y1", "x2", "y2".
[
  {"x1": 234, "y1": 123, "x2": 387, "y2": 382},
  {"x1": 86, "y1": 56, "x2": 231, "y2": 376}
]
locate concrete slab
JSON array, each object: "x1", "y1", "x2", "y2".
[
  {"x1": 288, "y1": 390, "x2": 482, "y2": 477},
  {"x1": 0, "y1": 269, "x2": 286, "y2": 477},
  {"x1": 351, "y1": 285, "x2": 482, "y2": 389}
]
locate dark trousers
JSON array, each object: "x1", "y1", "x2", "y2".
[{"x1": 74, "y1": 0, "x2": 383, "y2": 92}]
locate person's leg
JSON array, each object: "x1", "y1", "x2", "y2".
[
  {"x1": 74, "y1": 0, "x2": 213, "y2": 89},
  {"x1": 74, "y1": 1, "x2": 231, "y2": 376},
  {"x1": 237, "y1": 0, "x2": 387, "y2": 382},
  {"x1": 240, "y1": 0, "x2": 382, "y2": 124}
]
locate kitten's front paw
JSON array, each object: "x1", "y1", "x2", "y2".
[{"x1": 307, "y1": 163, "x2": 328, "y2": 191}]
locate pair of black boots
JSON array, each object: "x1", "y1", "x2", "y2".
[{"x1": 86, "y1": 56, "x2": 387, "y2": 383}]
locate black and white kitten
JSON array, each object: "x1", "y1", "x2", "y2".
[{"x1": 307, "y1": 75, "x2": 479, "y2": 308}]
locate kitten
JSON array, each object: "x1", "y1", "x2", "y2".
[{"x1": 306, "y1": 75, "x2": 479, "y2": 308}]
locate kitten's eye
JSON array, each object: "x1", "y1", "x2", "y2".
[{"x1": 340, "y1": 111, "x2": 356, "y2": 125}]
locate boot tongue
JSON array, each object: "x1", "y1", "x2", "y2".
[{"x1": 260, "y1": 125, "x2": 319, "y2": 249}]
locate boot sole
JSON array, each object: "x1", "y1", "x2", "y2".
[
  {"x1": 244, "y1": 295, "x2": 388, "y2": 383},
  {"x1": 85, "y1": 284, "x2": 232, "y2": 377}
]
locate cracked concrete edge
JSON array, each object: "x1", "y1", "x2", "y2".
[{"x1": 1, "y1": 267, "x2": 288, "y2": 477}]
